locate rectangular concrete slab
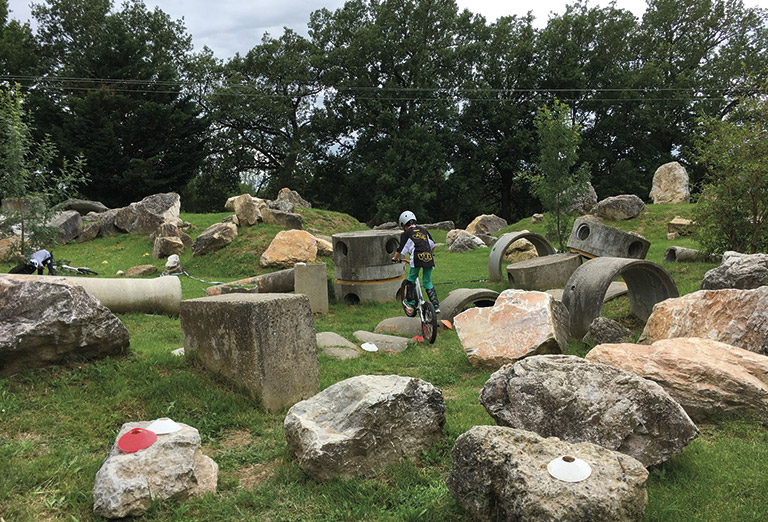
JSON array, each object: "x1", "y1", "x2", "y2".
[{"x1": 180, "y1": 293, "x2": 319, "y2": 412}]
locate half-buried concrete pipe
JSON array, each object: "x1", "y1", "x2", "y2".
[
  {"x1": 561, "y1": 257, "x2": 679, "y2": 339},
  {"x1": 0, "y1": 273, "x2": 182, "y2": 316},
  {"x1": 488, "y1": 232, "x2": 556, "y2": 282},
  {"x1": 440, "y1": 288, "x2": 500, "y2": 322}
]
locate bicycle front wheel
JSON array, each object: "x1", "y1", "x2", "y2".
[{"x1": 421, "y1": 301, "x2": 438, "y2": 344}]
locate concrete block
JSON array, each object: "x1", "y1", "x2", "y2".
[
  {"x1": 295, "y1": 262, "x2": 329, "y2": 314},
  {"x1": 180, "y1": 293, "x2": 319, "y2": 412},
  {"x1": 506, "y1": 253, "x2": 582, "y2": 291},
  {"x1": 567, "y1": 217, "x2": 650, "y2": 259}
]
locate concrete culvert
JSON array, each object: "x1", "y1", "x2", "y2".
[
  {"x1": 489, "y1": 232, "x2": 556, "y2": 282},
  {"x1": 561, "y1": 257, "x2": 679, "y2": 339},
  {"x1": 441, "y1": 288, "x2": 500, "y2": 322}
]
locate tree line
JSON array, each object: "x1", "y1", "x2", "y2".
[{"x1": 1, "y1": 0, "x2": 767, "y2": 227}]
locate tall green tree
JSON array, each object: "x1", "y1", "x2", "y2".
[
  {"x1": 693, "y1": 93, "x2": 768, "y2": 254},
  {"x1": 0, "y1": 0, "x2": 40, "y2": 78},
  {"x1": 530, "y1": 99, "x2": 590, "y2": 250},
  {"x1": 308, "y1": 0, "x2": 478, "y2": 223},
  {"x1": 26, "y1": 0, "x2": 207, "y2": 207},
  {"x1": 0, "y1": 84, "x2": 86, "y2": 259}
]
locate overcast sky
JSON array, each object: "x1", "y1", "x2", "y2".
[{"x1": 6, "y1": 0, "x2": 768, "y2": 59}]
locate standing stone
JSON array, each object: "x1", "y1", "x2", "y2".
[
  {"x1": 232, "y1": 194, "x2": 267, "y2": 226},
  {"x1": 93, "y1": 421, "x2": 217, "y2": 519},
  {"x1": 0, "y1": 275, "x2": 130, "y2": 376},
  {"x1": 260, "y1": 230, "x2": 318, "y2": 268},
  {"x1": 48, "y1": 210, "x2": 83, "y2": 243},
  {"x1": 466, "y1": 214, "x2": 508, "y2": 236},
  {"x1": 446, "y1": 426, "x2": 648, "y2": 522},
  {"x1": 639, "y1": 286, "x2": 768, "y2": 354},
  {"x1": 569, "y1": 181, "x2": 599, "y2": 215},
  {"x1": 700, "y1": 252, "x2": 768, "y2": 290},
  {"x1": 180, "y1": 293, "x2": 319, "y2": 412},
  {"x1": 480, "y1": 355, "x2": 698, "y2": 467},
  {"x1": 649, "y1": 162, "x2": 690, "y2": 204},
  {"x1": 454, "y1": 290, "x2": 569, "y2": 368},
  {"x1": 593, "y1": 195, "x2": 646, "y2": 221},
  {"x1": 284, "y1": 375, "x2": 445, "y2": 481},
  {"x1": 587, "y1": 338, "x2": 768, "y2": 423},
  {"x1": 152, "y1": 236, "x2": 184, "y2": 259}
]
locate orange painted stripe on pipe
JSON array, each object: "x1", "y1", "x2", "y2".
[{"x1": 334, "y1": 275, "x2": 404, "y2": 285}]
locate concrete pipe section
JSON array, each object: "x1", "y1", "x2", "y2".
[
  {"x1": 488, "y1": 232, "x2": 556, "y2": 282},
  {"x1": 440, "y1": 288, "x2": 500, "y2": 322},
  {"x1": 506, "y1": 253, "x2": 582, "y2": 291},
  {"x1": 567, "y1": 217, "x2": 650, "y2": 259},
  {"x1": 0, "y1": 274, "x2": 182, "y2": 316},
  {"x1": 332, "y1": 230, "x2": 404, "y2": 304},
  {"x1": 561, "y1": 257, "x2": 678, "y2": 339}
]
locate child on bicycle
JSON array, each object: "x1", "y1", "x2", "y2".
[{"x1": 392, "y1": 210, "x2": 440, "y2": 314}]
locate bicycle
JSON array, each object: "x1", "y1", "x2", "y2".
[
  {"x1": 54, "y1": 259, "x2": 99, "y2": 276},
  {"x1": 394, "y1": 259, "x2": 438, "y2": 344}
]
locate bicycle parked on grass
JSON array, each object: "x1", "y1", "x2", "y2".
[
  {"x1": 54, "y1": 259, "x2": 99, "y2": 276},
  {"x1": 394, "y1": 258, "x2": 438, "y2": 344}
]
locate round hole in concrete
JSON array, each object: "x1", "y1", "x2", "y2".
[
  {"x1": 386, "y1": 238, "x2": 399, "y2": 254},
  {"x1": 576, "y1": 224, "x2": 590, "y2": 240},
  {"x1": 336, "y1": 241, "x2": 349, "y2": 256},
  {"x1": 344, "y1": 293, "x2": 360, "y2": 305},
  {"x1": 628, "y1": 241, "x2": 644, "y2": 257}
]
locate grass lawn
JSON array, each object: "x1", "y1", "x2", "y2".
[{"x1": 1, "y1": 204, "x2": 766, "y2": 521}]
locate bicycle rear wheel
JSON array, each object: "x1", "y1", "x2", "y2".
[{"x1": 421, "y1": 301, "x2": 438, "y2": 344}]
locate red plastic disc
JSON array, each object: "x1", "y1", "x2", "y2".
[{"x1": 117, "y1": 427, "x2": 158, "y2": 453}]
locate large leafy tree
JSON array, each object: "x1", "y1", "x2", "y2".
[
  {"x1": 308, "y1": 0, "x2": 478, "y2": 223},
  {"x1": 0, "y1": 0, "x2": 40, "y2": 78},
  {"x1": 25, "y1": 0, "x2": 207, "y2": 207},
  {"x1": 453, "y1": 14, "x2": 540, "y2": 225}
]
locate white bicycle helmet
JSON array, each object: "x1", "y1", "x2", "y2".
[{"x1": 398, "y1": 210, "x2": 416, "y2": 227}]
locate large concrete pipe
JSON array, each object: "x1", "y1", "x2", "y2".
[
  {"x1": 332, "y1": 230, "x2": 404, "y2": 304},
  {"x1": 488, "y1": 232, "x2": 556, "y2": 282},
  {"x1": 561, "y1": 257, "x2": 678, "y2": 339},
  {"x1": 439, "y1": 288, "x2": 500, "y2": 322},
  {"x1": 0, "y1": 273, "x2": 182, "y2": 316},
  {"x1": 567, "y1": 217, "x2": 650, "y2": 259}
]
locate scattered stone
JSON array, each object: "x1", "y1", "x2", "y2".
[
  {"x1": 284, "y1": 375, "x2": 445, "y2": 481},
  {"x1": 373, "y1": 221, "x2": 398, "y2": 230},
  {"x1": 125, "y1": 265, "x2": 158, "y2": 277},
  {"x1": 569, "y1": 181, "x2": 599, "y2": 215},
  {"x1": 48, "y1": 210, "x2": 83, "y2": 243},
  {"x1": 639, "y1": 286, "x2": 768, "y2": 354},
  {"x1": 480, "y1": 355, "x2": 698, "y2": 467},
  {"x1": 114, "y1": 193, "x2": 181, "y2": 235},
  {"x1": 454, "y1": 290, "x2": 569, "y2": 368},
  {"x1": 475, "y1": 233, "x2": 497, "y2": 247},
  {"x1": 150, "y1": 222, "x2": 193, "y2": 248},
  {"x1": 232, "y1": 194, "x2": 267, "y2": 226},
  {"x1": 76, "y1": 222, "x2": 101, "y2": 243},
  {"x1": 274, "y1": 187, "x2": 311, "y2": 209},
  {"x1": 700, "y1": 251, "x2": 768, "y2": 290},
  {"x1": 593, "y1": 195, "x2": 645, "y2": 221},
  {"x1": 531, "y1": 213, "x2": 545, "y2": 224},
  {"x1": 191, "y1": 222, "x2": 238, "y2": 256},
  {"x1": 466, "y1": 214, "x2": 507, "y2": 236},
  {"x1": 263, "y1": 208, "x2": 304, "y2": 230},
  {"x1": 260, "y1": 230, "x2": 318, "y2": 268},
  {"x1": 314, "y1": 236, "x2": 333, "y2": 257},
  {"x1": 164, "y1": 254, "x2": 182, "y2": 275},
  {"x1": 152, "y1": 236, "x2": 184, "y2": 259},
  {"x1": 447, "y1": 230, "x2": 487, "y2": 253},
  {"x1": 649, "y1": 162, "x2": 690, "y2": 204},
  {"x1": 582, "y1": 317, "x2": 633, "y2": 345},
  {"x1": 374, "y1": 316, "x2": 424, "y2": 338},
  {"x1": 587, "y1": 338, "x2": 768, "y2": 423},
  {"x1": 0, "y1": 275, "x2": 130, "y2": 376},
  {"x1": 353, "y1": 330, "x2": 414, "y2": 353},
  {"x1": 63, "y1": 198, "x2": 109, "y2": 215},
  {"x1": 92, "y1": 421, "x2": 217, "y2": 519},
  {"x1": 446, "y1": 425, "x2": 648, "y2": 522},
  {"x1": 667, "y1": 216, "x2": 696, "y2": 237},
  {"x1": 93, "y1": 208, "x2": 121, "y2": 237},
  {"x1": 423, "y1": 221, "x2": 455, "y2": 230}
]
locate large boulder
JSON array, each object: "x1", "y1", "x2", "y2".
[
  {"x1": 639, "y1": 286, "x2": 768, "y2": 354},
  {"x1": 593, "y1": 195, "x2": 645, "y2": 221},
  {"x1": 447, "y1": 229, "x2": 486, "y2": 253},
  {"x1": 0, "y1": 275, "x2": 130, "y2": 376},
  {"x1": 270, "y1": 187, "x2": 312, "y2": 211},
  {"x1": 263, "y1": 208, "x2": 303, "y2": 230},
  {"x1": 48, "y1": 209, "x2": 83, "y2": 243},
  {"x1": 63, "y1": 198, "x2": 109, "y2": 215},
  {"x1": 191, "y1": 222, "x2": 238, "y2": 256},
  {"x1": 92, "y1": 421, "x2": 218, "y2": 519},
  {"x1": 587, "y1": 338, "x2": 768, "y2": 423},
  {"x1": 114, "y1": 193, "x2": 181, "y2": 235},
  {"x1": 152, "y1": 236, "x2": 184, "y2": 259},
  {"x1": 446, "y1": 426, "x2": 648, "y2": 522},
  {"x1": 454, "y1": 290, "x2": 569, "y2": 368},
  {"x1": 700, "y1": 251, "x2": 768, "y2": 290},
  {"x1": 466, "y1": 214, "x2": 507, "y2": 236},
  {"x1": 569, "y1": 181, "x2": 598, "y2": 215},
  {"x1": 284, "y1": 375, "x2": 445, "y2": 481},
  {"x1": 479, "y1": 355, "x2": 698, "y2": 467},
  {"x1": 582, "y1": 317, "x2": 633, "y2": 345},
  {"x1": 260, "y1": 230, "x2": 317, "y2": 268},
  {"x1": 150, "y1": 222, "x2": 193, "y2": 248},
  {"x1": 649, "y1": 162, "x2": 690, "y2": 204},
  {"x1": 76, "y1": 222, "x2": 101, "y2": 243},
  {"x1": 232, "y1": 194, "x2": 268, "y2": 226}
]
